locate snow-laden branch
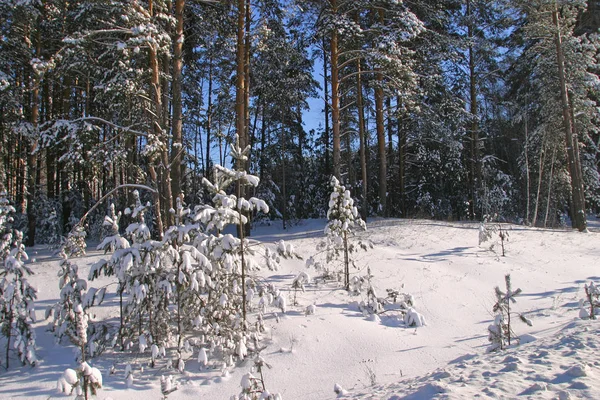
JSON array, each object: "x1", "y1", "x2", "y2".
[{"x1": 76, "y1": 184, "x2": 157, "y2": 229}]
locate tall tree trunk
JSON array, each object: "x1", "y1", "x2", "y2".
[
  {"x1": 323, "y1": 37, "x2": 331, "y2": 178},
  {"x1": 397, "y1": 97, "x2": 407, "y2": 217},
  {"x1": 170, "y1": 0, "x2": 185, "y2": 199},
  {"x1": 235, "y1": 0, "x2": 248, "y2": 238},
  {"x1": 281, "y1": 110, "x2": 287, "y2": 230},
  {"x1": 374, "y1": 9, "x2": 387, "y2": 216},
  {"x1": 386, "y1": 97, "x2": 394, "y2": 213},
  {"x1": 148, "y1": 26, "x2": 165, "y2": 235},
  {"x1": 206, "y1": 57, "x2": 213, "y2": 175},
  {"x1": 467, "y1": 0, "x2": 480, "y2": 220},
  {"x1": 532, "y1": 135, "x2": 545, "y2": 227},
  {"x1": 524, "y1": 105, "x2": 530, "y2": 224},
  {"x1": 356, "y1": 55, "x2": 368, "y2": 220},
  {"x1": 552, "y1": 8, "x2": 587, "y2": 231},
  {"x1": 235, "y1": 0, "x2": 245, "y2": 169},
  {"x1": 330, "y1": 0, "x2": 341, "y2": 180},
  {"x1": 26, "y1": 23, "x2": 41, "y2": 247},
  {"x1": 375, "y1": 84, "x2": 387, "y2": 216}
]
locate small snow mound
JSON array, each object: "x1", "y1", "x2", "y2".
[
  {"x1": 62, "y1": 368, "x2": 78, "y2": 385},
  {"x1": 333, "y1": 383, "x2": 348, "y2": 396},
  {"x1": 502, "y1": 355, "x2": 522, "y2": 364},
  {"x1": 411, "y1": 382, "x2": 449, "y2": 397},
  {"x1": 305, "y1": 304, "x2": 316, "y2": 315},
  {"x1": 519, "y1": 333, "x2": 537, "y2": 345},
  {"x1": 404, "y1": 307, "x2": 426, "y2": 327},
  {"x1": 529, "y1": 382, "x2": 547, "y2": 392},
  {"x1": 367, "y1": 313, "x2": 381, "y2": 323},
  {"x1": 501, "y1": 362, "x2": 520, "y2": 372},
  {"x1": 558, "y1": 390, "x2": 573, "y2": 400},
  {"x1": 566, "y1": 364, "x2": 590, "y2": 378},
  {"x1": 432, "y1": 370, "x2": 451, "y2": 380}
]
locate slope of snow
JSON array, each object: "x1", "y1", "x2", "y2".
[{"x1": 0, "y1": 218, "x2": 599, "y2": 399}]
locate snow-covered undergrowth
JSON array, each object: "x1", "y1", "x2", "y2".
[{"x1": 1, "y1": 218, "x2": 599, "y2": 399}]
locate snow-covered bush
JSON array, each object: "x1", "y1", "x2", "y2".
[
  {"x1": 580, "y1": 282, "x2": 600, "y2": 319},
  {"x1": 0, "y1": 189, "x2": 37, "y2": 367},
  {"x1": 487, "y1": 274, "x2": 531, "y2": 352},
  {"x1": 353, "y1": 268, "x2": 423, "y2": 327},
  {"x1": 233, "y1": 355, "x2": 283, "y2": 400},
  {"x1": 291, "y1": 271, "x2": 310, "y2": 305},
  {"x1": 311, "y1": 176, "x2": 369, "y2": 290},
  {"x1": 57, "y1": 362, "x2": 103, "y2": 399},
  {"x1": 478, "y1": 214, "x2": 509, "y2": 256}
]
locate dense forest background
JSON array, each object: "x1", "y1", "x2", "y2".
[{"x1": 1, "y1": 0, "x2": 600, "y2": 245}]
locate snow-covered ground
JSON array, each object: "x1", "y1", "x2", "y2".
[{"x1": 1, "y1": 218, "x2": 599, "y2": 399}]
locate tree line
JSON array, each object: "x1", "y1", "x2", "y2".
[{"x1": 1, "y1": 0, "x2": 599, "y2": 245}]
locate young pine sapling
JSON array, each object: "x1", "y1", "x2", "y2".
[
  {"x1": 314, "y1": 176, "x2": 369, "y2": 291},
  {"x1": 488, "y1": 274, "x2": 531, "y2": 351}
]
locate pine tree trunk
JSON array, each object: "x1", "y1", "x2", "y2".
[
  {"x1": 552, "y1": 8, "x2": 587, "y2": 231},
  {"x1": 148, "y1": 1, "x2": 166, "y2": 236},
  {"x1": 330, "y1": 0, "x2": 341, "y2": 180},
  {"x1": 206, "y1": 57, "x2": 213, "y2": 175},
  {"x1": 343, "y1": 230, "x2": 349, "y2": 291},
  {"x1": 375, "y1": 84, "x2": 387, "y2": 216},
  {"x1": 356, "y1": 55, "x2": 368, "y2": 220},
  {"x1": 532, "y1": 136, "x2": 545, "y2": 227},
  {"x1": 281, "y1": 110, "x2": 287, "y2": 230},
  {"x1": 374, "y1": 9, "x2": 387, "y2": 216},
  {"x1": 397, "y1": 97, "x2": 407, "y2": 217},
  {"x1": 467, "y1": 0, "x2": 480, "y2": 220},
  {"x1": 544, "y1": 145, "x2": 557, "y2": 228},
  {"x1": 524, "y1": 103, "x2": 530, "y2": 224},
  {"x1": 26, "y1": 24, "x2": 41, "y2": 247},
  {"x1": 235, "y1": 0, "x2": 247, "y2": 239},
  {"x1": 170, "y1": 0, "x2": 185, "y2": 199},
  {"x1": 323, "y1": 38, "x2": 331, "y2": 178}
]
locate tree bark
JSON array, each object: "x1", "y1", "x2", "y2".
[
  {"x1": 323, "y1": 37, "x2": 331, "y2": 178},
  {"x1": 330, "y1": 0, "x2": 341, "y2": 180},
  {"x1": 397, "y1": 97, "x2": 407, "y2": 217},
  {"x1": 26, "y1": 23, "x2": 41, "y2": 247},
  {"x1": 467, "y1": 0, "x2": 480, "y2": 220},
  {"x1": 374, "y1": 9, "x2": 387, "y2": 216},
  {"x1": 552, "y1": 8, "x2": 587, "y2": 231},
  {"x1": 170, "y1": 0, "x2": 185, "y2": 199},
  {"x1": 356, "y1": 54, "x2": 368, "y2": 220},
  {"x1": 148, "y1": 5, "x2": 166, "y2": 235},
  {"x1": 375, "y1": 84, "x2": 387, "y2": 216}
]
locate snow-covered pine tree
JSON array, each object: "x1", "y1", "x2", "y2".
[
  {"x1": 88, "y1": 189, "x2": 168, "y2": 352},
  {"x1": 188, "y1": 135, "x2": 290, "y2": 369},
  {"x1": 47, "y1": 256, "x2": 106, "y2": 361},
  {"x1": 162, "y1": 195, "x2": 210, "y2": 370},
  {"x1": 487, "y1": 274, "x2": 531, "y2": 351},
  {"x1": 321, "y1": 176, "x2": 368, "y2": 290},
  {"x1": 0, "y1": 189, "x2": 37, "y2": 368},
  {"x1": 59, "y1": 225, "x2": 87, "y2": 258}
]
